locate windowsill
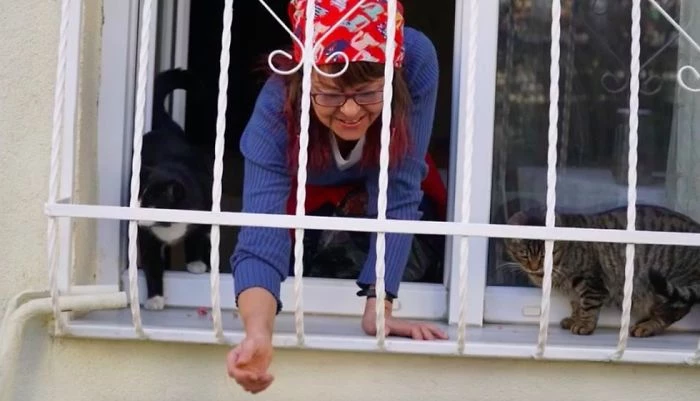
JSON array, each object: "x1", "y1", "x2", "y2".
[{"x1": 65, "y1": 307, "x2": 699, "y2": 365}]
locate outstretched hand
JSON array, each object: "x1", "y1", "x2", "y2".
[{"x1": 227, "y1": 335, "x2": 275, "y2": 394}]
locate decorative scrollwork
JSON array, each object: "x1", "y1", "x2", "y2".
[
  {"x1": 677, "y1": 65, "x2": 700, "y2": 93},
  {"x1": 600, "y1": 68, "x2": 664, "y2": 95},
  {"x1": 648, "y1": 0, "x2": 700, "y2": 92},
  {"x1": 257, "y1": 0, "x2": 368, "y2": 78}
]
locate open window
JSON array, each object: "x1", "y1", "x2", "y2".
[{"x1": 97, "y1": 0, "x2": 458, "y2": 319}]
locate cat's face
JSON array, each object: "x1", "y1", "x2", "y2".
[
  {"x1": 139, "y1": 177, "x2": 187, "y2": 211},
  {"x1": 504, "y1": 237, "x2": 547, "y2": 284},
  {"x1": 503, "y1": 210, "x2": 561, "y2": 286}
]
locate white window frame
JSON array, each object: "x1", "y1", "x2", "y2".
[
  {"x1": 471, "y1": 0, "x2": 700, "y2": 332},
  {"x1": 94, "y1": 0, "x2": 700, "y2": 329}
]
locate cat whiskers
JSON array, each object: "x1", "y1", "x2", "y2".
[{"x1": 496, "y1": 261, "x2": 528, "y2": 275}]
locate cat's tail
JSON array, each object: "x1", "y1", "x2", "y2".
[
  {"x1": 152, "y1": 68, "x2": 201, "y2": 132},
  {"x1": 649, "y1": 269, "x2": 700, "y2": 304}
]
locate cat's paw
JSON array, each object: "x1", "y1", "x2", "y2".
[
  {"x1": 186, "y1": 261, "x2": 208, "y2": 274},
  {"x1": 567, "y1": 321, "x2": 596, "y2": 335},
  {"x1": 560, "y1": 317, "x2": 575, "y2": 330},
  {"x1": 144, "y1": 295, "x2": 165, "y2": 310},
  {"x1": 630, "y1": 320, "x2": 664, "y2": 337}
]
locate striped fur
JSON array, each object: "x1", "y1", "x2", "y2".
[{"x1": 504, "y1": 205, "x2": 700, "y2": 337}]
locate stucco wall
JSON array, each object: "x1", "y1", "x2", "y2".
[{"x1": 1, "y1": 1, "x2": 699, "y2": 401}]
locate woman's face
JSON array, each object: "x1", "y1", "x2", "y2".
[{"x1": 310, "y1": 72, "x2": 385, "y2": 142}]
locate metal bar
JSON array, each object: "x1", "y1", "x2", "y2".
[{"x1": 46, "y1": 202, "x2": 700, "y2": 247}]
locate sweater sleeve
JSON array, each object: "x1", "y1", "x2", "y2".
[
  {"x1": 357, "y1": 28, "x2": 440, "y2": 298},
  {"x1": 231, "y1": 76, "x2": 290, "y2": 313}
]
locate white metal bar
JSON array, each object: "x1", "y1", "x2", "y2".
[
  {"x1": 172, "y1": 0, "x2": 191, "y2": 126},
  {"x1": 46, "y1": 202, "x2": 700, "y2": 247},
  {"x1": 535, "y1": 0, "x2": 562, "y2": 359},
  {"x1": 289, "y1": 0, "x2": 318, "y2": 348},
  {"x1": 59, "y1": 0, "x2": 82, "y2": 309},
  {"x1": 447, "y1": 0, "x2": 499, "y2": 327},
  {"x1": 456, "y1": 0, "x2": 479, "y2": 355},
  {"x1": 208, "y1": 0, "x2": 234, "y2": 345},
  {"x1": 126, "y1": 0, "x2": 156, "y2": 338},
  {"x1": 144, "y1": 0, "x2": 158, "y2": 132},
  {"x1": 48, "y1": 0, "x2": 74, "y2": 335},
  {"x1": 374, "y1": 0, "x2": 399, "y2": 350},
  {"x1": 611, "y1": 0, "x2": 641, "y2": 361}
]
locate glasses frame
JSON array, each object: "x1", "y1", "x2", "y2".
[{"x1": 310, "y1": 90, "x2": 385, "y2": 107}]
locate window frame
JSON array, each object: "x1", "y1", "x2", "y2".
[
  {"x1": 49, "y1": 0, "x2": 700, "y2": 365},
  {"x1": 91, "y1": 0, "x2": 700, "y2": 331},
  {"x1": 95, "y1": 0, "x2": 455, "y2": 320},
  {"x1": 476, "y1": 0, "x2": 700, "y2": 332}
]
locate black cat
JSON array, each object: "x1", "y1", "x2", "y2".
[{"x1": 137, "y1": 68, "x2": 214, "y2": 310}]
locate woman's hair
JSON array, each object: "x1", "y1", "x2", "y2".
[{"x1": 266, "y1": 53, "x2": 412, "y2": 172}]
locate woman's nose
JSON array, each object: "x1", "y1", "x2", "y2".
[{"x1": 339, "y1": 98, "x2": 361, "y2": 117}]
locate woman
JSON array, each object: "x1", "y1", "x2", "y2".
[{"x1": 227, "y1": 0, "x2": 447, "y2": 393}]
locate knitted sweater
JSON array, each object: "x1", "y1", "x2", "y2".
[{"x1": 231, "y1": 27, "x2": 439, "y2": 311}]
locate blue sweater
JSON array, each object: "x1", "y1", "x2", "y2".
[{"x1": 231, "y1": 27, "x2": 439, "y2": 311}]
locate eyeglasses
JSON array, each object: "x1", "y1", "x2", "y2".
[{"x1": 310, "y1": 90, "x2": 384, "y2": 107}]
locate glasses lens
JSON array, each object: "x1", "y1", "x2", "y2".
[
  {"x1": 315, "y1": 94, "x2": 345, "y2": 107},
  {"x1": 354, "y1": 91, "x2": 383, "y2": 105}
]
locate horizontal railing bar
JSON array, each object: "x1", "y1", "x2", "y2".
[{"x1": 45, "y1": 202, "x2": 700, "y2": 247}]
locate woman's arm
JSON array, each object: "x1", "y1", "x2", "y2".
[
  {"x1": 227, "y1": 77, "x2": 292, "y2": 394},
  {"x1": 231, "y1": 76, "x2": 292, "y2": 317},
  {"x1": 358, "y1": 28, "x2": 440, "y2": 298},
  {"x1": 238, "y1": 287, "x2": 277, "y2": 338}
]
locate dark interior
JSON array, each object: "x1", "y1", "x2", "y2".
[{"x1": 165, "y1": 0, "x2": 457, "y2": 279}]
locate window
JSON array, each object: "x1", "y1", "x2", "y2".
[
  {"x1": 484, "y1": 0, "x2": 700, "y2": 333},
  {"x1": 96, "y1": 0, "x2": 457, "y2": 319},
  {"x1": 46, "y1": 0, "x2": 700, "y2": 364}
]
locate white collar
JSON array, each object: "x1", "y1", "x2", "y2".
[{"x1": 330, "y1": 134, "x2": 365, "y2": 170}]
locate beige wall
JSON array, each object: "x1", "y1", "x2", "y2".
[{"x1": 1, "y1": 1, "x2": 699, "y2": 401}]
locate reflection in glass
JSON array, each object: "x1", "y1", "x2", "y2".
[{"x1": 487, "y1": 0, "x2": 698, "y2": 287}]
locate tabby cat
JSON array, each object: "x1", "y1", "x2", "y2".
[{"x1": 504, "y1": 204, "x2": 700, "y2": 337}]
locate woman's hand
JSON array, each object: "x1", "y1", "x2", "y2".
[
  {"x1": 361, "y1": 297, "x2": 449, "y2": 340},
  {"x1": 227, "y1": 335, "x2": 274, "y2": 394},
  {"x1": 227, "y1": 288, "x2": 278, "y2": 394}
]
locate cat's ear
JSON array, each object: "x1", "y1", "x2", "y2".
[
  {"x1": 504, "y1": 237, "x2": 522, "y2": 247},
  {"x1": 166, "y1": 181, "x2": 185, "y2": 203},
  {"x1": 507, "y1": 211, "x2": 530, "y2": 226}
]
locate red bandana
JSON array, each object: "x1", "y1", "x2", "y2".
[{"x1": 287, "y1": 0, "x2": 406, "y2": 68}]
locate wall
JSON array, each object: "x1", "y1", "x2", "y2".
[{"x1": 1, "y1": 1, "x2": 699, "y2": 401}]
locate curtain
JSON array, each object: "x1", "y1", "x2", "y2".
[{"x1": 665, "y1": 0, "x2": 700, "y2": 220}]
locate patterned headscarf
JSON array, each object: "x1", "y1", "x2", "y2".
[{"x1": 287, "y1": 0, "x2": 406, "y2": 68}]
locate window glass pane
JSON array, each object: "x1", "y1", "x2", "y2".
[{"x1": 487, "y1": 0, "x2": 697, "y2": 287}]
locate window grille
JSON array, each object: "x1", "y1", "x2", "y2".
[{"x1": 43, "y1": 0, "x2": 700, "y2": 365}]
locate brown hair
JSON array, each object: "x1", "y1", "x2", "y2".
[{"x1": 269, "y1": 55, "x2": 412, "y2": 172}]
